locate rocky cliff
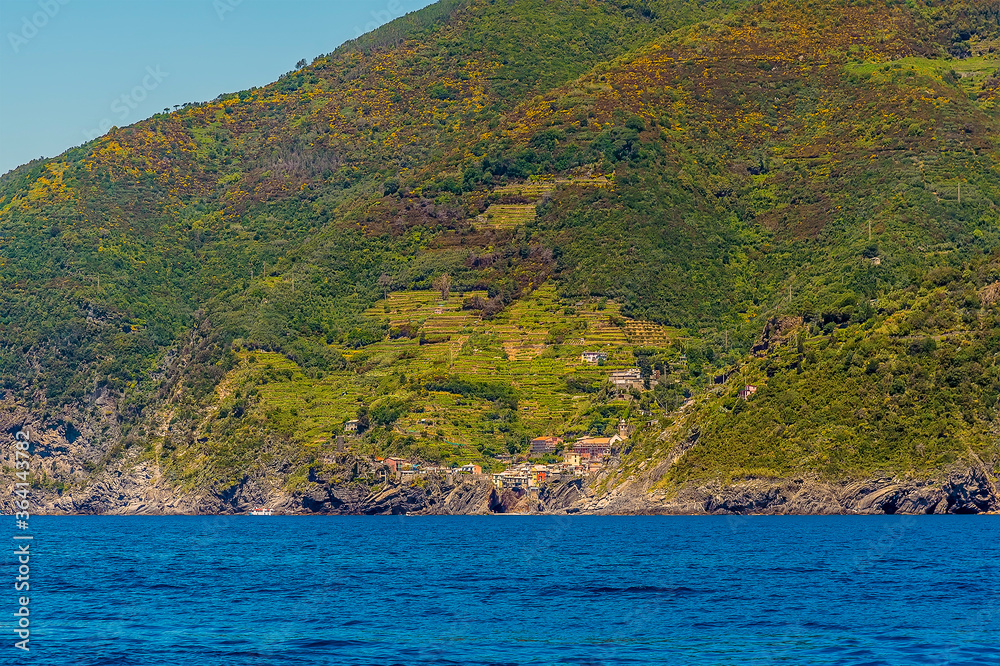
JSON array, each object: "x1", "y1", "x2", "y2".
[
  {"x1": 6, "y1": 429, "x2": 996, "y2": 516},
  {"x1": 583, "y1": 461, "x2": 1000, "y2": 516}
]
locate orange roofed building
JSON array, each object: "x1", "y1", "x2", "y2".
[
  {"x1": 529, "y1": 436, "x2": 563, "y2": 457},
  {"x1": 572, "y1": 434, "x2": 623, "y2": 460}
]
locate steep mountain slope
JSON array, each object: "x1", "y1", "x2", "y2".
[
  {"x1": 0, "y1": 0, "x2": 738, "y2": 402},
  {"x1": 2, "y1": 0, "x2": 1000, "y2": 514}
]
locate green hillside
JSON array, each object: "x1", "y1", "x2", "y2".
[{"x1": 2, "y1": 0, "x2": 1000, "y2": 510}]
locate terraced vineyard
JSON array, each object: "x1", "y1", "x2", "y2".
[
  {"x1": 478, "y1": 204, "x2": 537, "y2": 228},
  {"x1": 492, "y1": 174, "x2": 612, "y2": 197},
  {"x1": 554, "y1": 175, "x2": 613, "y2": 189},
  {"x1": 480, "y1": 174, "x2": 615, "y2": 228},
  {"x1": 492, "y1": 181, "x2": 555, "y2": 198},
  {"x1": 215, "y1": 281, "x2": 680, "y2": 464},
  {"x1": 624, "y1": 321, "x2": 677, "y2": 347},
  {"x1": 365, "y1": 289, "x2": 487, "y2": 345}
]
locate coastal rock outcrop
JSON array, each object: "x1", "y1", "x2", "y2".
[
  {"x1": 7, "y1": 431, "x2": 997, "y2": 517},
  {"x1": 583, "y1": 464, "x2": 999, "y2": 516}
]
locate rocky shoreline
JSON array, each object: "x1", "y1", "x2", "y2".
[
  {"x1": 585, "y1": 466, "x2": 1000, "y2": 516},
  {"x1": 15, "y1": 459, "x2": 999, "y2": 517},
  {"x1": 3, "y1": 404, "x2": 997, "y2": 516}
]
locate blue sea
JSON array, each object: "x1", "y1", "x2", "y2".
[{"x1": 3, "y1": 516, "x2": 998, "y2": 665}]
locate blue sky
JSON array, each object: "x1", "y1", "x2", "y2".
[{"x1": 0, "y1": 0, "x2": 434, "y2": 174}]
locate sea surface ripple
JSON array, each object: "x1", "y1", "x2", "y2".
[{"x1": 5, "y1": 515, "x2": 998, "y2": 665}]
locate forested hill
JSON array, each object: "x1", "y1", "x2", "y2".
[{"x1": 1, "y1": 0, "x2": 999, "y2": 515}]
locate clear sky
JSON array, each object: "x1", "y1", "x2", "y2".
[{"x1": 0, "y1": 0, "x2": 435, "y2": 174}]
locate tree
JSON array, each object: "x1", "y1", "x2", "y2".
[
  {"x1": 296, "y1": 58, "x2": 307, "y2": 69},
  {"x1": 433, "y1": 273, "x2": 452, "y2": 301},
  {"x1": 378, "y1": 273, "x2": 392, "y2": 300},
  {"x1": 356, "y1": 405, "x2": 369, "y2": 433}
]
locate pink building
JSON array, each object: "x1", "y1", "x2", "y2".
[
  {"x1": 572, "y1": 434, "x2": 623, "y2": 460},
  {"x1": 529, "y1": 436, "x2": 563, "y2": 457}
]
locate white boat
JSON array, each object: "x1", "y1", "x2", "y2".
[{"x1": 249, "y1": 507, "x2": 273, "y2": 516}]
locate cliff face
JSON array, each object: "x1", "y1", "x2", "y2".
[
  {"x1": 583, "y1": 463, "x2": 1000, "y2": 516},
  {"x1": 5, "y1": 436, "x2": 590, "y2": 515},
  {"x1": 9, "y1": 440, "x2": 996, "y2": 516},
  {"x1": 2, "y1": 384, "x2": 995, "y2": 515}
]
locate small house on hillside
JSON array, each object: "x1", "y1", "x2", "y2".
[
  {"x1": 344, "y1": 419, "x2": 360, "y2": 433},
  {"x1": 581, "y1": 351, "x2": 608, "y2": 364},
  {"x1": 610, "y1": 368, "x2": 644, "y2": 391},
  {"x1": 458, "y1": 463, "x2": 482, "y2": 474},
  {"x1": 738, "y1": 385, "x2": 758, "y2": 401}
]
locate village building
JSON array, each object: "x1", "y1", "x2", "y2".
[
  {"x1": 457, "y1": 463, "x2": 482, "y2": 474},
  {"x1": 617, "y1": 419, "x2": 633, "y2": 440},
  {"x1": 738, "y1": 385, "x2": 758, "y2": 401},
  {"x1": 609, "y1": 368, "x2": 644, "y2": 391},
  {"x1": 492, "y1": 471, "x2": 530, "y2": 490},
  {"x1": 387, "y1": 457, "x2": 418, "y2": 476},
  {"x1": 563, "y1": 450, "x2": 582, "y2": 466},
  {"x1": 581, "y1": 351, "x2": 608, "y2": 364},
  {"x1": 572, "y1": 434, "x2": 623, "y2": 460},
  {"x1": 382, "y1": 457, "x2": 418, "y2": 481},
  {"x1": 344, "y1": 419, "x2": 360, "y2": 433},
  {"x1": 529, "y1": 435, "x2": 562, "y2": 457}
]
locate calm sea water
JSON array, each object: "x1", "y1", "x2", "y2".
[{"x1": 2, "y1": 516, "x2": 997, "y2": 665}]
